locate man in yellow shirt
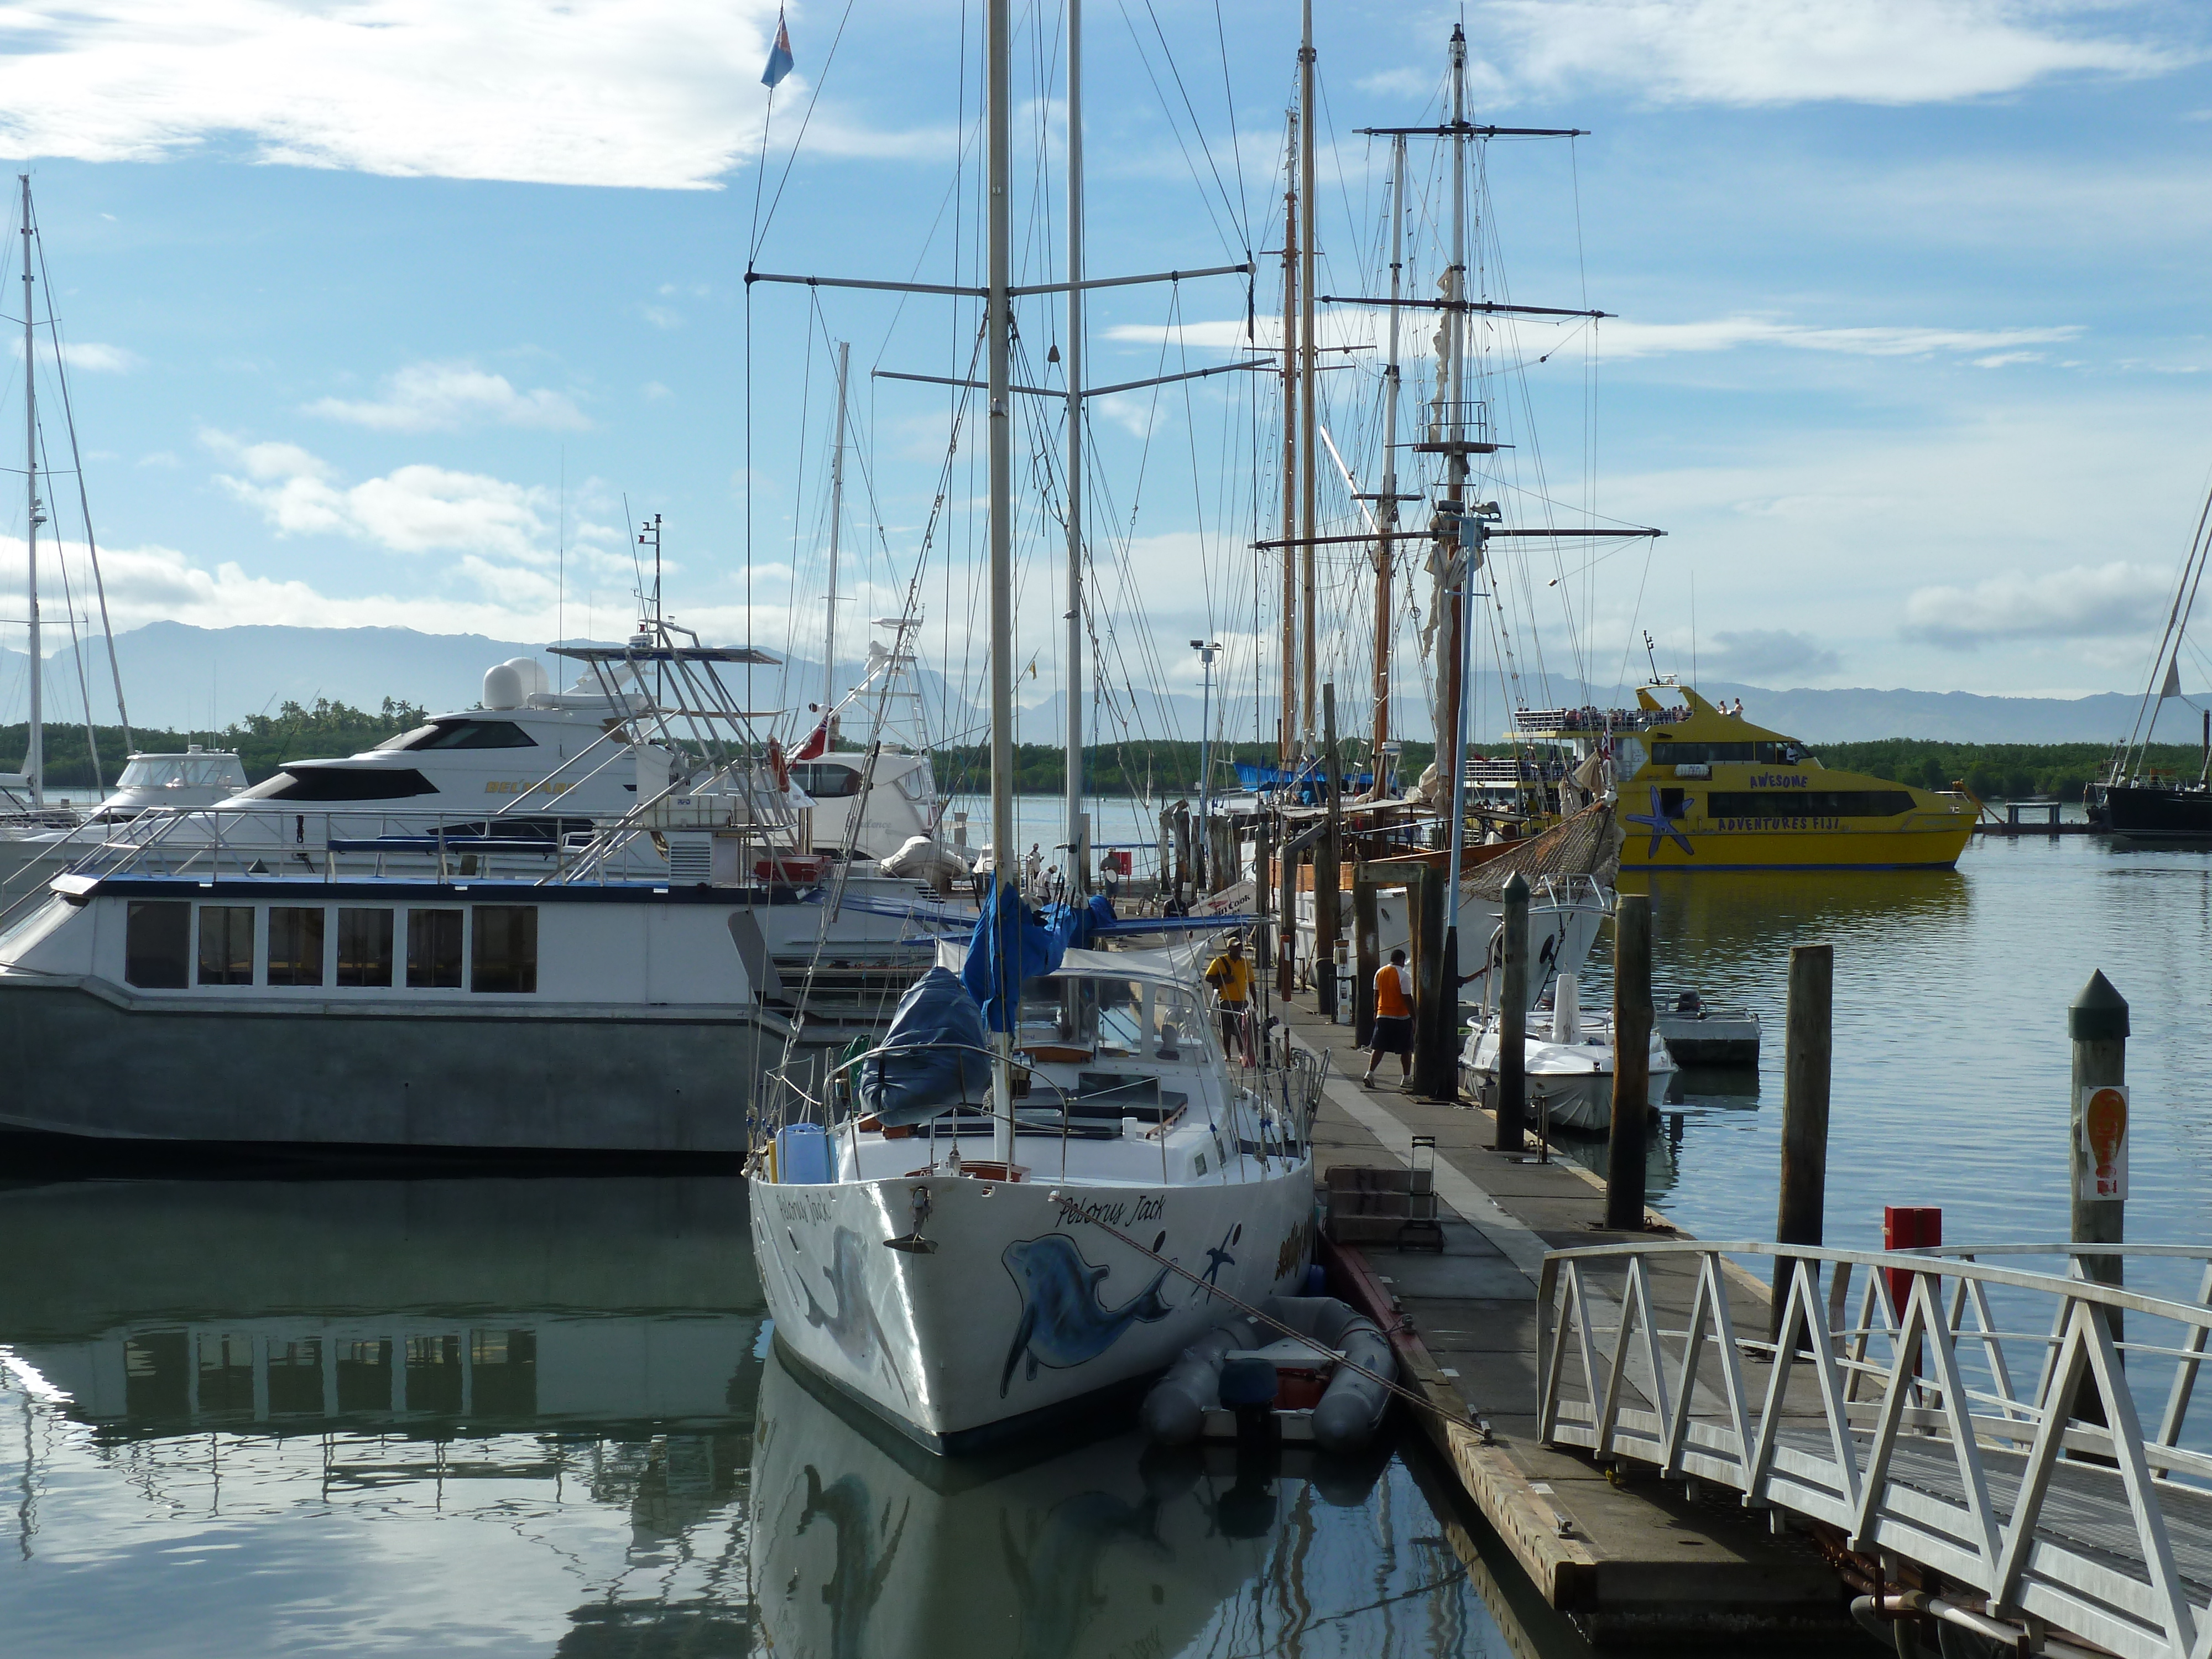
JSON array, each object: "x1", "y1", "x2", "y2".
[
  {"x1": 1203, "y1": 934, "x2": 1255, "y2": 1063},
  {"x1": 1361, "y1": 948, "x2": 1415, "y2": 1088}
]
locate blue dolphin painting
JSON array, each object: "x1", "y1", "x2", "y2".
[{"x1": 1000, "y1": 1234, "x2": 1172, "y2": 1396}]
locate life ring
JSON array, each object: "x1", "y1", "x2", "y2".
[{"x1": 767, "y1": 736, "x2": 790, "y2": 791}]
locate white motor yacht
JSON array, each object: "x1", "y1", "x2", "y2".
[{"x1": 1460, "y1": 973, "x2": 1678, "y2": 1134}]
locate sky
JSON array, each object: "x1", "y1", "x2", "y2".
[{"x1": 1, "y1": 0, "x2": 2211, "y2": 737}]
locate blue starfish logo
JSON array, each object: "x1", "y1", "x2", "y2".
[{"x1": 1626, "y1": 784, "x2": 1694, "y2": 858}]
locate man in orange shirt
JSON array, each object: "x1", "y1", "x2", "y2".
[{"x1": 1361, "y1": 948, "x2": 1415, "y2": 1088}]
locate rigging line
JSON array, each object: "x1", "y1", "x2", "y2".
[
  {"x1": 1211, "y1": 0, "x2": 1250, "y2": 252},
  {"x1": 1139, "y1": 0, "x2": 1248, "y2": 250},
  {"x1": 751, "y1": 0, "x2": 861, "y2": 260},
  {"x1": 1114, "y1": 0, "x2": 1237, "y2": 259},
  {"x1": 28, "y1": 209, "x2": 127, "y2": 748}
]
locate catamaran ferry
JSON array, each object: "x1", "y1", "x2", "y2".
[{"x1": 1509, "y1": 686, "x2": 1975, "y2": 872}]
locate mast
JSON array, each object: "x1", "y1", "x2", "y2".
[
  {"x1": 1063, "y1": 0, "x2": 1087, "y2": 892},
  {"x1": 987, "y1": 0, "x2": 1016, "y2": 1164},
  {"x1": 20, "y1": 176, "x2": 41, "y2": 808},
  {"x1": 1439, "y1": 25, "x2": 1469, "y2": 805},
  {"x1": 1374, "y1": 135, "x2": 1405, "y2": 786},
  {"x1": 1277, "y1": 112, "x2": 1298, "y2": 767},
  {"x1": 825, "y1": 339, "x2": 849, "y2": 718},
  {"x1": 1298, "y1": 0, "x2": 1319, "y2": 755}
]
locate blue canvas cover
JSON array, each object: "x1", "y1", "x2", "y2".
[
  {"x1": 961, "y1": 883, "x2": 1070, "y2": 1032},
  {"x1": 859, "y1": 967, "x2": 993, "y2": 1126}
]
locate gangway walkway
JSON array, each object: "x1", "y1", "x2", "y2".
[{"x1": 1539, "y1": 1241, "x2": 2212, "y2": 1659}]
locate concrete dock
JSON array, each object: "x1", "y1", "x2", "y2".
[{"x1": 1279, "y1": 992, "x2": 1853, "y2": 1644}]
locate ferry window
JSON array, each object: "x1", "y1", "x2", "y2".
[
  {"x1": 406, "y1": 908, "x2": 463, "y2": 989},
  {"x1": 197, "y1": 1333, "x2": 255, "y2": 1414},
  {"x1": 1755, "y1": 742, "x2": 1801, "y2": 764},
  {"x1": 471, "y1": 905, "x2": 538, "y2": 993},
  {"x1": 268, "y1": 907, "x2": 326, "y2": 986},
  {"x1": 122, "y1": 1331, "x2": 189, "y2": 1418},
  {"x1": 196, "y1": 905, "x2": 254, "y2": 986},
  {"x1": 124, "y1": 900, "x2": 191, "y2": 988},
  {"x1": 233, "y1": 766, "x2": 440, "y2": 802},
  {"x1": 335, "y1": 1338, "x2": 393, "y2": 1413},
  {"x1": 403, "y1": 719, "x2": 539, "y2": 751},
  {"x1": 790, "y1": 761, "x2": 864, "y2": 798},
  {"x1": 337, "y1": 909, "x2": 394, "y2": 987},
  {"x1": 1707, "y1": 790, "x2": 1916, "y2": 818}
]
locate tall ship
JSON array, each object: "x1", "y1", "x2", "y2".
[{"x1": 1509, "y1": 685, "x2": 1976, "y2": 871}]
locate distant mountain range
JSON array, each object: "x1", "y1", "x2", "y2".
[{"x1": 0, "y1": 621, "x2": 2184, "y2": 747}]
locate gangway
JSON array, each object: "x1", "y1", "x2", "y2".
[{"x1": 1539, "y1": 1240, "x2": 2212, "y2": 1659}]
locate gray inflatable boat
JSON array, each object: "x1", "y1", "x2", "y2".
[{"x1": 1140, "y1": 1295, "x2": 1396, "y2": 1453}]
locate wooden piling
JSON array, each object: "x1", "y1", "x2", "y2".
[
  {"x1": 1276, "y1": 810, "x2": 1298, "y2": 998},
  {"x1": 1494, "y1": 872, "x2": 1530, "y2": 1151},
  {"x1": 1411, "y1": 863, "x2": 1452, "y2": 1098},
  {"x1": 1317, "y1": 684, "x2": 1343, "y2": 1018},
  {"x1": 1772, "y1": 942, "x2": 1833, "y2": 1337},
  {"x1": 1604, "y1": 895, "x2": 1652, "y2": 1232},
  {"x1": 1254, "y1": 817, "x2": 1274, "y2": 971},
  {"x1": 1352, "y1": 865, "x2": 1379, "y2": 1047}
]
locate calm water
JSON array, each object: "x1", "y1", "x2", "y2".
[
  {"x1": 0, "y1": 1177, "x2": 1540, "y2": 1658},
  {"x1": 1577, "y1": 827, "x2": 2212, "y2": 1267}
]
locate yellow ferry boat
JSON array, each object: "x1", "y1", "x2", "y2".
[{"x1": 1505, "y1": 686, "x2": 1975, "y2": 872}]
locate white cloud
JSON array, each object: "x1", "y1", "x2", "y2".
[
  {"x1": 207, "y1": 431, "x2": 554, "y2": 561},
  {"x1": 10, "y1": 337, "x2": 139, "y2": 373},
  {"x1": 0, "y1": 0, "x2": 785, "y2": 190},
  {"x1": 306, "y1": 362, "x2": 589, "y2": 432},
  {"x1": 1701, "y1": 628, "x2": 1841, "y2": 683},
  {"x1": 1900, "y1": 562, "x2": 2175, "y2": 648},
  {"x1": 1104, "y1": 313, "x2": 2084, "y2": 364},
  {"x1": 1477, "y1": 0, "x2": 2189, "y2": 107},
  {"x1": 642, "y1": 306, "x2": 684, "y2": 330}
]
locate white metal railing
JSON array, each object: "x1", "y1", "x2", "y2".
[{"x1": 1538, "y1": 1240, "x2": 2212, "y2": 1659}]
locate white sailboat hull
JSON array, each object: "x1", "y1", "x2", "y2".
[{"x1": 750, "y1": 1162, "x2": 1314, "y2": 1452}]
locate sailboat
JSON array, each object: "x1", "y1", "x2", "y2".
[
  {"x1": 747, "y1": 0, "x2": 1314, "y2": 1454},
  {"x1": 2093, "y1": 473, "x2": 2212, "y2": 839}
]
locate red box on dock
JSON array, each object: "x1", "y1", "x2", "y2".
[{"x1": 1883, "y1": 1205, "x2": 1942, "y2": 1316}]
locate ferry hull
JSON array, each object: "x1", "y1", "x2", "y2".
[
  {"x1": 1617, "y1": 821, "x2": 1974, "y2": 872},
  {"x1": 749, "y1": 1166, "x2": 1314, "y2": 1453},
  {"x1": 0, "y1": 979, "x2": 797, "y2": 1156}
]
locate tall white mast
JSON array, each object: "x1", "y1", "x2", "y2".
[
  {"x1": 1373, "y1": 135, "x2": 1405, "y2": 782},
  {"x1": 824, "y1": 338, "x2": 849, "y2": 719},
  {"x1": 1063, "y1": 0, "x2": 1086, "y2": 892},
  {"x1": 20, "y1": 176, "x2": 41, "y2": 808},
  {"x1": 987, "y1": 0, "x2": 1016, "y2": 1164},
  {"x1": 1297, "y1": 0, "x2": 1318, "y2": 753}
]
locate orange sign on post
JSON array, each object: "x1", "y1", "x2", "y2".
[{"x1": 2075, "y1": 1084, "x2": 2130, "y2": 1201}]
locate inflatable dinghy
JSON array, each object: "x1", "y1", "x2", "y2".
[{"x1": 1140, "y1": 1295, "x2": 1395, "y2": 1453}]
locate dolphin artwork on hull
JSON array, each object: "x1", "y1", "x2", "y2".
[{"x1": 999, "y1": 1233, "x2": 1173, "y2": 1396}]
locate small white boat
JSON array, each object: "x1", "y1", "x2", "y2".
[
  {"x1": 84, "y1": 746, "x2": 250, "y2": 823},
  {"x1": 1654, "y1": 989, "x2": 1761, "y2": 1067},
  {"x1": 1460, "y1": 972, "x2": 1677, "y2": 1134}
]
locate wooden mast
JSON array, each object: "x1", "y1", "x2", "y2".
[{"x1": 1277, "y1": 112, "x2": 1298, "y2": 768}]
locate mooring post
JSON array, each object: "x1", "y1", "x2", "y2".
[
  {"x1": 1276, "y1": 811, "x2": 1298, "y2": 998},
  {"x1": 1604, "y1": 894, "x2": 1653, "y2": 1231},
  {"x1": 1317, "y1": 684, "x2": 1343, "y2": 1019},
  {"x1": 2070, "y1": 971, "x2": 2129, "y2": 1344},
  {"x1": 1352, "y1": 864, "x2": 1379, "y2": 1047},
  {"x1": 1411, "y1": 863, "x2": 1452, "y2": 1098},
  {"x1": 1494, "y1": 872, "x2": 1530, "y2": 1151},
  {"x1": 1772, "y1": 942, "x2": 1834, "y2": 1339}
]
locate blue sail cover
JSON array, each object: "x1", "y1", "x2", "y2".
[
  {"x1": 859, "y1": 967, "x2": 993, "y2": 1126},
  {"x1": 962, "y1": 881, "x2": 1072, "y2": 1032}
]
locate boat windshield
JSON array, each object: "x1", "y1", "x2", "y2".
[
  {"x1": 1015, "y1": 973, "x2": 1208, "y2": 1062},
  {"x1": 114, "y1": 755, "x2": 246, "y2": 789},
  {"x1": 378, "y1": 719, "x2": 539, "y2": 752}
]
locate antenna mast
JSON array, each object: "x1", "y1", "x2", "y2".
[
  {"x1": 20, "y1": 176, "x2": 41, "y2": 808},
  {"x1": 1064, "y1": 0, "x2": 1087, "y2": 892}
]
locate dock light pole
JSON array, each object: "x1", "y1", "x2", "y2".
[{"x1": 1192, "y1": 639, "x2": 1219, "y2": 888}]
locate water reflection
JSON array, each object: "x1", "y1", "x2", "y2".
[{"x1": 0, "y1": 1176, "x2": 1529, "y2": 1658}]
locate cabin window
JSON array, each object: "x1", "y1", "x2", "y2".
[
  {"x1": 124, "y1": 900, "x2": 191, "y2": 989},
  {"x1": 406, "y1": 908, "x2": 463, "y2": 989},
  {"x1": 1705, "y1": 790, "x2": 1917, "y2": 819},
  {"x1": 232, "y1": 767, "x2": 439, "y2": 803},
  {"x1": 789, "y1": 761, "x2": 864, "y2": 798},
  {"x1": 398, "y1": 719, "x2": 539, "y2": 751},
  {"x1": 471, "y1": 905, "x2": 538, "y2": 993},
  {"x1": 268, "y1": 906, "x2": 326, "y2": 987},
  {"x1": 196, "y1": 905, "x2": 255, "y2": 986},
  {"x1": 337, "y1": 909, "x2": 394, "y2": 987}
]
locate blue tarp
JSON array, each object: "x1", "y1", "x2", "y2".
[
  {"x1": 1036, "y1": 891, "x2": 1118, "y2": 954},
  {"x1": 859, "y1": 967, "x2": 993, "y2": 1126},
  {"x1": 1230, "y1": 762, "x2": 1381, "y2": 800},
  {"x1": 961, "y1": 883, "x2": 1073, "y2": 1032}
]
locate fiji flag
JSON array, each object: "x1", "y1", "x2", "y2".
[{"x1": 761, "y1": 9, "x2": 794, "y2": 88}]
